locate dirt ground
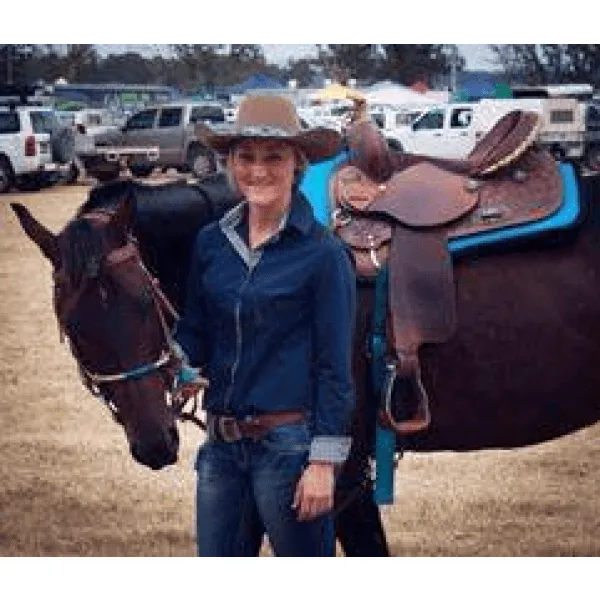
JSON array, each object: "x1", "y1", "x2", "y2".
[{"x1": 1, "y1": 180, "x2": 599, "y2": 557}]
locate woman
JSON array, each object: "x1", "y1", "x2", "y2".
[{"x1": 175, "y1": 95, "x2": 356, "y2": 557}]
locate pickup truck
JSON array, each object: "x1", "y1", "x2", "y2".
[
  {"x1": 384, "y1": 97, "x2": 600, "y2": 174},
  {"x1": 95, "y1": 101, "x2": 225, "y2": 179}
]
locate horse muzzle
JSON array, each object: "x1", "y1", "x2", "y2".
[{"x1": 131, "y1": 424, "x2": 179, "y2": 470}]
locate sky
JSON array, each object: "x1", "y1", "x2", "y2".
[
  {"x1": 94, "y1": 44, "x2": 500, "y2": 72},
  {"x1": 262, "y1": 45, "x2": 499, "y2": 71}
]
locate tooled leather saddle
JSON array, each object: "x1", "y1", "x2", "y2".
[{"x1": 333, "y1": 112, "x2": 564, "y2": 435}]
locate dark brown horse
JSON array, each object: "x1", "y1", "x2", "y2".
[
  {"x1": 11, "y1": 162, "x2": 600, "y2": 557},
  {"x1": 10, "y1": 176, "x2": 237, "y2": 471}
]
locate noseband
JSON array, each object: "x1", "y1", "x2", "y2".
[{"x1": 53, "y1": 210, "x2": 205, "y2": 429}]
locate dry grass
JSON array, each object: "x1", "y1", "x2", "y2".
[{"x1": 1, "y1": 181, "x2": 599, "y2": 557}]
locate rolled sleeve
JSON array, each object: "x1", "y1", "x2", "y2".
[
  {"x1": 309, "y1": 435, "x2": 352, "y2": 463},
  {"x1": 310, "y1": 237, "x2": 356, "y2": 463}
]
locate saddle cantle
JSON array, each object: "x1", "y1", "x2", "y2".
[{"x1": 334, "y1": 113, "x2": 563, "y2": 436}]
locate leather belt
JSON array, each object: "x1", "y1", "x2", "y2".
[{"x1": 207, "y1": 410, "x2": 305, "y2": 442}]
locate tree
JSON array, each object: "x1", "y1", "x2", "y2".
[
  {"x1": 0, "y1": 44, "x2": 37, "y2": 84},
  {"x1": 285, "y1": 58, "x2": 321, "y2": 88},
  {"x1": 320, "y1": 45, "x2": 378, "y2": 83},
  {"x1": 490, "y1": 44, "x2": 600, "y2": 86},
  {"x1": 229, "y1": 45, "x2": 264, "y2": 62},
  {"x1": 379, "y1": 45, "x2": 453, "y2": 85},
  {"x1": 62, "y1": 45, "x2": 98, "y2": 82},
  {"x1": 171, "y1": 44, "x2": 223, "y2": 91}
]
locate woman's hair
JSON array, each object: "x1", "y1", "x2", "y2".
[{"x1": 225, "y1": 142, "x2": 308, "y2": 193}]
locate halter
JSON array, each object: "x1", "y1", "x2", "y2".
[{"x1": 54, "y1": 210, "x2": 206, "y2": 429}]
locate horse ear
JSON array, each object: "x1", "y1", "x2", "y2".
[
  {"x1": 10, "y1": 203, "x2": 60, "y2": 267},
  {"x1": 111, "y1": 190, "x2": 135, "y2": 234}
]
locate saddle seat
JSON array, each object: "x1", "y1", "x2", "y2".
[{"x1": 334, "y1": 112, "x2": 564, "y2": 436}]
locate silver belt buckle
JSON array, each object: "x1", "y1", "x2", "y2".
[{"x1": 219, "y1": 416, "x2": 242, "y2": 442}]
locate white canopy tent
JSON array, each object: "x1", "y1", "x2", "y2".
[{"x1": 362, "y1": 81, "x2": 439, "y2": 108}]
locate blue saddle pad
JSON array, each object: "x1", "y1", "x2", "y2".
[{"x1": 301, "y1": 156, "x2": 581, "y2": 254}]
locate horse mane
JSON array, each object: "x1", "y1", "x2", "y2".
[
  {"x1": 78, "y1": 179, "x2": 135, "y2": 216},
  {"x1": 60, "y1": 218, "x2": 106, "y2": 289}
]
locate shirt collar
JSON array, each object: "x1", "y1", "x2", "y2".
[{"x1": 220, "y1": 188, "x2": 314, "y2": 238}]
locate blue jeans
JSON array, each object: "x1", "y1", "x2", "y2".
[{"x1": 195, "y1": 421, "x2": 335, "y2": 557}]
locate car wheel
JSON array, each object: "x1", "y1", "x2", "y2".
[
  {"x1": 15, "y1": 174, "x2": 43, "y2": 192},
  {"x1": 88, "y1": 164, "x2": 121, "y2": 183},
  {"x1": 187, "y1": 146, "x2": 216, "y2": 179},
  {"x1": 585, "y1": 145, "x2": 600, "y2": 173},
  {"x1": 130, "y1": 165, "x2": 154, "y2": 178},
  {"x1": 64, "y1": 161, "x2": 80, "y2": 184},
  {"x1": 0, "y1": 157, "x2": 14, "y2": 193},
  {"x1": 387, "y1": 139, "x2": 404, "y2": 152}
]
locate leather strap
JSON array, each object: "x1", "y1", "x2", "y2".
[{"x1": 207, "y1": 410, "x2": 305, "y2": 442}]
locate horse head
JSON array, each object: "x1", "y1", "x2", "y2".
[{"x1": 11, "y1": 191, "x2": 190, "y2": 470}]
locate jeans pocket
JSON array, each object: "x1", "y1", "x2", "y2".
[
  {"x1": 261, "y1": 422, "x2": 311, "y2": 456},
  {"x1": 194, "y1": 439, "x2": 221, "y2": 481}
]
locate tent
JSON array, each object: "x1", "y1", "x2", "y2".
[
  {"x1": 362, "y1": 81, "x2": 437, "y2": 107},
  {"x1": 226, "y1": 73, "x2": 285, "y2": 95},
  {"x1": 310, "y1": 83, "x2": 365, "y2": 103}
]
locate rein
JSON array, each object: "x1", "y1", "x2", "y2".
[{"x1": 54, "y1": 210, "x2": 206, "y2": 429}]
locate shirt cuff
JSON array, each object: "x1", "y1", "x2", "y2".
[{"x1": 309, "y1": 436, "x2": 352, "y2": 464}]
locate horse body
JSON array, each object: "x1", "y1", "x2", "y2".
[
  {"x1": 11, "y1": 142, "x2": 600, "y2": 557},
  {"x1": 413, "y1": 183, "x2": 600, "y2": 451}
]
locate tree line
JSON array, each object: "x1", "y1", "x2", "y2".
[{"x1": 1, "y1": 45, "x2": 599, "y2": 92}]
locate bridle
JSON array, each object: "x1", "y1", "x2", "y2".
[{"x1": 53, "y1": 210, "x2": 206, "y2": 429}]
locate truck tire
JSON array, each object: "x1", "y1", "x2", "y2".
[
  {"x1": 585, "y1": 145, "x2": 600, "y2": 173},
  {"x1": 387, "y1": 139, "x2": 404, "y2": 152},
  {"x1": 88, "y1": 164, "x2": 121, "y2": 183},
  {"x1": 186, "y1": 145, "x2": 216, "y2": 179},
  {"x1": 15, "y1": 174, "x2": 43, "y2": 192},
  {"x1": 64, "y1": 160, "x2": 81, "y2": 184},
  {"x1": 130, "y1": 165, "x2": 154, "y2": 178},
  {"x1": 51, "y1": 126, "x2": 76, "y2": 164},
  {"x1": 0, "y1": 156, "x2": 15, "y2": 194}
]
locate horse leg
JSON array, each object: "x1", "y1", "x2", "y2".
[
  {"x1": 332, "y1": 282, "x2": 392, "y2": 556},
  {"x1": 334, "y1": 477, "x2": 390, "y2": 557}
]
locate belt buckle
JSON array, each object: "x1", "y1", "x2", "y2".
[{"x1": 219, "y1": 416, "x2": 242, "y2": 442}]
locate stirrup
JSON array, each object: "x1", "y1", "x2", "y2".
[{"x1": 378, "y1": 360, "x2": 431, "y2": 435}]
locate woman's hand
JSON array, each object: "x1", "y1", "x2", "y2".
[{"x1": 292, "y1": 462, "x2": 335, "y2": 521}]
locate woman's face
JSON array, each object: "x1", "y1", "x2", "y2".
[{"x1": 231, "y1": 139, "x2": 298, "y2": 209}]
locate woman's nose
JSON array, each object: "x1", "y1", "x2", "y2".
[{"x1": 249, "y1": 162, "x2": 268, "y2": 178}]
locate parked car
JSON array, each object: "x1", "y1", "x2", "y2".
[
  {"x1": 384, "y1": 97, "x2": 598, "y2": 173},
  {"x1": 0, "y1": 102, "x2": 73, "y2": 193},
  {"x1": 96, "y1": 101, "x2": 225, "y2": 178}
]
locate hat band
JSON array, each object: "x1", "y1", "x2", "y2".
[{"x1": 236, "y1": 124, "x2": 297, "y2": 138}]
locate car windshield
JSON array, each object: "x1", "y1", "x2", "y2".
[{"x1": 30, "y1": 111, "x2": 59, "y2": 134}]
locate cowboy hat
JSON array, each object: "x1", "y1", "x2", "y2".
[{"x1": 196, "y1": 95, "x2": 342, "y2": 163}]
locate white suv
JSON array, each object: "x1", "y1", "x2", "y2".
[{"x1": 0, "y1": 104, "x2": 72, "y2": 193}]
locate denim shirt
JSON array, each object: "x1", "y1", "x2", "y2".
[{"x1": 175, "y1": 189, "x2": 356, "y2": 463}]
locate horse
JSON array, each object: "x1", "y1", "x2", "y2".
[
  {"x1": 336, "y1": 118, "x2": 600, "y2": 455},
  {"x1": 10, "y1": 175, "x2": 238, "y2": 471},
  {"x1": 10, "y1": 173, "x2": 390, "y2": 556},
  {"x1": 12, "y1": 122, "x2": 600, "y2": 556}
]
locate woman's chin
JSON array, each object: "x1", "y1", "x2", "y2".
[{"x1": 246, "y1": 190, "x2": 277, "y2": 205}]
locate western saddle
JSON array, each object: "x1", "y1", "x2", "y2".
[{"x1": 333, "y1": 112, "x2": 564, "y2": 435}]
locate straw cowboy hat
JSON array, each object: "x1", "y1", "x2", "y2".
[{"x1": 196, "y1": 95, "x2": 343, "y2": 163}]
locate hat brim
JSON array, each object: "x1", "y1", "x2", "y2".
[{"x1": 196, "y1": 123, "x2": 342, "y2": 163}]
